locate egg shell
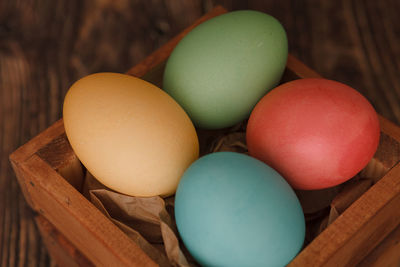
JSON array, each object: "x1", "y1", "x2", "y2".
[
  {"x1": 246, "y1": 78, "x2": 380, "y2": 190},
  {"x1": 63, "y1": 73, "x2": 199, "y2": 197},
  {"x1": 175, "y1": 152, "x2": 305, "y2": 267},
  {"x1": 163, "y1": 10, "x2": 288, "y2": 129}
]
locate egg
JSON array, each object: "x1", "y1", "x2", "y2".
[
  {"x1": 175, "y1": 152, "x2": 305, "y2": 267},
  {"x1": 63, "y1": 73, "x2": 199, "y2": 197},
  {"x1": 163, "y1": 10, "x2": 288, "y2": 129},
  {"x1": 246, "y1": 78, "x2": 380, "y2": 190}
]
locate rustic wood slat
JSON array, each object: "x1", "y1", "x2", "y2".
[
  {"x1": 358, "y1": 223, "x2": 400, "y2": 267},
  {"x1": 18, "y1": 154, "x2": 157, "y2": 266},
  {"x1": 35, "y1": 213, "x2": 93, "y2": 267}
]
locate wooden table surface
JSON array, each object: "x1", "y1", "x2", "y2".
[{"x1": 1, "y1": 0, "x2": 400, "y2": 266}]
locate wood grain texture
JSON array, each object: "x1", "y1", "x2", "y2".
[
  {"x1": 358, "y1": 223, "x2": 400, "y2": 267},
  {"x1": 17, "y1": 154, "x2": 157, "y2": 266},
  {"x1": 2, "y1": 0, "x2": 400, "y2": 265},
  {"x1": 35, "y1": 215, "x2": 93, "y2": 267}
]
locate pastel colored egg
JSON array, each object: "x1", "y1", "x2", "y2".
[
  {"x1": 175, "y1": 152, "x2": 305, "y2": 267},
  {"x1": 163, "y1": 10, "x2": 288, "y2": 129},
  {"x1": 246, "y1": 78, "x2": 380, "y2": 190},
  {"x1": 63, "y1": 73, "x2": 199, "y2": 197}
]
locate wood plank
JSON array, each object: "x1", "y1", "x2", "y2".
[
  {"x1": 358, "y1": 223, "x2": 400, "y2": 267},
  {"x1": 9, "y1": 120, "x2": 66, "y2": 210},
  {"x1": 18, "y1": 154, "x2": 157, "y2": 266},
  {"x1": 35, "y1": 215, "x2": 93, "y2": 267},
  {"x1": 289, "y1": 162, "x2": 400, "y2": 266}
]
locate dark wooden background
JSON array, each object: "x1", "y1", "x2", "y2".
[{"x1": 1, "y1": 0, "x2": 400, "y2": 266}]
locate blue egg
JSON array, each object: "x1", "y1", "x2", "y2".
[{"x1": 175, "y1": 152, "x2": 305, "y2": 267}]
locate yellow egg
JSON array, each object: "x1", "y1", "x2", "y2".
[{"x1": 63, "y1": 73, "x2": 199, "y2": 197}]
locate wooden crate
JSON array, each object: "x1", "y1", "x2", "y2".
[{"x1": 9, "y1": 6, "x2": 400, "y2": 267}]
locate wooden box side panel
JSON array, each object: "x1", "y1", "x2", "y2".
[
  {"x1": 35, "y1": 215, "x2": 93, "y2": 267},
  {"x1": 18, "y1": 155, "x2": 156, "y2": 267},
  {"x1": 10, "y1": 119, "x2": 66, "y2": 209},
  {"x1": 359, "y1": 222, "x2": 400, "y2": 266},
  {"x1": 290, "y1": 164, "x2": 400, "y2": 266}
]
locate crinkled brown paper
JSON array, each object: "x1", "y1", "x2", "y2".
[{"x1": 82, "y1": 121, "x2": 381, "y2": 265}]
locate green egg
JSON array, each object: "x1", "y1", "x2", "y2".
[{"x1": 163, "y1": 10, "x2": 288, "y2": 129}]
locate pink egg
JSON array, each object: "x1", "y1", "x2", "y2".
[{"x1": 246, "y1": 78, "x2": 380, "y2": 190}]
